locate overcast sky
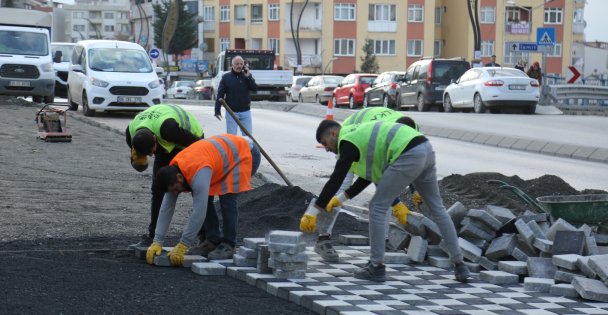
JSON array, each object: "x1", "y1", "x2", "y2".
[{"x1": 584, "y1": 0, "x2": 607, "y2": 42}]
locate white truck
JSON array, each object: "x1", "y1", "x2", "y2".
[
  {"x1": 0, "y1": 8, "x2": 55, "y2": 103},
  {"x1": 211, "y1": 49, "x2": 292, "y2": 102}
]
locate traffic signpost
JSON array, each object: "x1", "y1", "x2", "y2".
[
  {"x1": 507, "y1": 42, "x2": 538, "y2": 52},
  {"x1": 149, "y1": 48, "x2": 160, "y2": 60},
  {"x1": 566, "y1": 66, "x2": 581, "y2": 84},
  {"x1": 537, "y1": 27, "x2": 555, "y2": 46}
]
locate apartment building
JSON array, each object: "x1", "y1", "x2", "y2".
[
  {"x1": 61, "y1": 0, "x2": 131, "y2": 43},
  {"x1": 200, "y1": 0, "x2": 585, "y2": 77}
]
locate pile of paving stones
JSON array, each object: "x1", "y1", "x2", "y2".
[{"x1": 394, "y1": 201, "x2": 608, "y2": 302}]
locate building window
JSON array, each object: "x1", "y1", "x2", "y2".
[
  {"x1": 251, "y1": 4, "x2": 262, "y2": 23},
  {"x1": 481, "y1": 40, "x2": 494, "y2": 57},
  {"x1": 480, "y1": 6, "x2": 495, "y2": 23},
  {"x1": 543, "y1": 43, "x2": 562, "y2": 57},
  {"x1": 408, "y1": 5, "x2": 423, "y2": 22},
  {"x1": 120, "y1": 24, "x2": 130, "y2": 32},
  {"x1": 235, "y1": 5, "x2": 246, "y2": 23},
  {"x1": 220, "y1": 6, "x2": 230, "y2": 22},
  {"x1": 544, "y1": 7, "x2": 563, "y2": 24},
  {"x1": 334, "y1": 39, "x2": 355, "y2": 56},
  {"x1": 369, "y1": 4, "x2": 396, "y2": 22},
  {"x1": 407, "y1": 39, "x2": 423, "y2": 57},
  {"x1": 269, "y1": 38, "x2": 279, "y2": 54},
  {"x1": 434, "y1": 40, "x2": 442, "y2": 57},
  {"x1": 434, "y1": 7, "x2": 442, "y2": 24},
  {"x1": 574, "y1": 8, "x2": 584, "y2": 23},
  {"x1": 335, "y1": 3, "x2": 355, "y2": 21},
  {"x1": 103, "y1": 12, "x2": 114, "y2": 19},
  {"x1": 89, "y1": 11, "x2": 101, "y2": 19},
  {"x1": 118, "y1": 12, "x2": 128, "y2": 19},
  {"x1": 268, "y1": 4, "x2": 279, "y2": 21},
  {"x1": 104, "y1": 25, "x2": 114, "y2": 32},
  {"x1": 73, "y1": 24, "x2": 85, "y2": 31},
  {"x1": 315, "y1": 3, "x2": 320, "y2": 19},
  {"x1": 72, "y1": 11, "x2": 84, "y2": 19},
  {"x1": 203, "y1": 6, "x2": 215, "y2": 22},
  {"x1": 506, "y1": 7, "x2": 521, "y2": 22},
  {"x1": 369, "y1": 39, "x2": 395, "y2": 55},
  {"x1": 220, "y1": 38, "x2": 230, "y2": 52}
]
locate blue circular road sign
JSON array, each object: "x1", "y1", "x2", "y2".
[{"x1": 149, "y1": 48, "x2": 160, "y2": 59}]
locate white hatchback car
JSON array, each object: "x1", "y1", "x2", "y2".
[
  {"x1": 442, "y1": 67, "x2": 540, "y2": 114},
  {"x1": 286, "y1": 75, "x2": 312, "y2": 102},
  {"x1": 166, "y1": 80, "x2": 195, "y2": 99},
  {"x1": 67, "y1": 40, "x2": 163, "y2": 116}
]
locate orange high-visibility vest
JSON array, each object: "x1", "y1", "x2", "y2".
[{"x1": 170, "y1": 134, "x2": 252, "y2": 195}]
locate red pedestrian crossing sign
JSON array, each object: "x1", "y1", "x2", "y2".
[{"x1": 537, "y1": 27, "x2": 555, "y2": 46}]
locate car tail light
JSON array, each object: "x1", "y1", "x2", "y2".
[
  {"x1": 426, "y1": 62, "x2": 433, "y2": 85},
  {"x1": 324, "y1": 87, "x2": 334, "y2": 92},
  {"x1": 202, "y1": 87, "x2": 209, "y2": 92},
  {"x1": 530, "y1": 80, "x2": 540, "y2": 87},
  {"x1": 484, "y1": 80, "x2": 504, "y2": 87},
  {"x1": 390, "y1": 82, "x2": 397, "y2": 90}
]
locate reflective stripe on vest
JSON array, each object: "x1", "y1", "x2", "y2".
[
  {"x1": 207, "y1": 136, "x2": 241, "y2": 194},
  {"x1": 343, "y1": 107, "x2": 404, "y2": 126},
  {"x1": 167, "y1": 104, "x2": 191, "y2": 131}
]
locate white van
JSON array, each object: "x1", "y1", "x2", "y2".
[{"x1": 67, "y1": 40, "x2": 163, "y2": 116}]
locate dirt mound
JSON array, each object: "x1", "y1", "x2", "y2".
[{"x1": 0, "y1": 95, "x2": 36, "y2": 107}]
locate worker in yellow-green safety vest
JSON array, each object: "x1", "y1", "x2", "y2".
[
  {"x1": 303, "y1": 107, "x2": 419, "y2": 263},
  {"x1": 311, "y1": 119, "x2": 470, "y2": 283}
]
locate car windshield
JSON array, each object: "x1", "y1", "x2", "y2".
[
  {"x1": 323, "y1": 77, "x2": 343, "y2": 84},
  {"x1": 392, "y1": 74, "x2": 406, "y2": 82},
  {"x1": 0, "y1": 30, "x2": 48, "y2": 56},
  {"x1": 177, "y1": 81, "x2": 195, "y2": 87},
  {"x1": 432, "y1": 62, "x2": 470, "y2": 83},
  {"x1": 360, "y1": 76, "x2": 377, "y2": 84},
  {"x1": 88, "y1": 48, "x2": 153, "y2": 73},
  {"x1": 296, "y1": 77, "x2": 311, "y2": 86},
  {"x1": 52, "y1": 44, "x2": 75, "y2": 62},
  {"x1": 488, "y1": 69, "x2": 528, "y2": 77}
]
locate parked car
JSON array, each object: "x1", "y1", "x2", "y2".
[
  {"x1": 397, "y1": 57, "x2": 471, "y2": 111},
  {"x1": 189, "y1": 79, "x2": 213, "y2": 100},
  {"x1": 332, "y1": 73, "x2": 378, "y2": 109},
  {"x1": 166, "y1": 80, "x2": 195, "y2": 99},
  {"x1": 66, "y1": 40, "x2": 164, "y2": 117},
  {"x1": 442, "y1": 67, "x2": 540, "y2": 114},
  {"x1": 298, "y1": 75, "x2": 344, "y2": 105},
  {"x1": 51, "y1": 42, "x2": 76, "y2": 98},
  {"x1": 286, "y1": 75, "x2": 312, "y2": 102},
  {"x1": 363, "y1": 71, "x2": 406, "y2": 108}
]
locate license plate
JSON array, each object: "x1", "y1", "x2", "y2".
[
  {"x1": 435, "y1": 85, "x2": 446, "y2": 91},
  {"x1": 509, "y1": 85, "x2": 525, "y2": 90},
  {"x1": 117, "y1": 96, "x2": 141, "y2": 103},
  {"x1": 9, "y1": 81, "x2": 30, "y2": 87},
  {"x1": 256, "y1": 90, "x2": 271, "y2": 95}
]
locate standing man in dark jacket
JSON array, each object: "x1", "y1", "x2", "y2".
[
  {"x1": 214, "y1": 55, "x2": 258, "y2": 135},
  {"x1": 485, "y1": 55, "x2": 501, "y2": 67}
]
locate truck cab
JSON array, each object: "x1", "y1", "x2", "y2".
[
  {"x1": 0, "y1": 8, "x2": 55, "y2": 103},
  {"x1": 211, "y1": 49, "x2": 292, "y2": 102}
]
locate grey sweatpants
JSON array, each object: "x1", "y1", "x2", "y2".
[{"x1": 368, "y1": 141, "x2": 463, "y2": 265}]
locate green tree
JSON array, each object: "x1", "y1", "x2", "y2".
[
  {"x1": 360, "y1": 39, "x2": 379, "y2": 74},
  {"x1": 153, "y1": 0, "x2": 197, "y2": 66}
]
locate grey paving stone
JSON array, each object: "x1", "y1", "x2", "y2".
[
  {"x1": 540, "y1": 142, "x2": 563, "y2": 155},
  {"x1": 511, "y1": 247, "x2": 530, "y2": 262},
  {"x1": 464, "y1": 261, "x2": 481, "y2": 273},
  {"x1": 588, "y1": 254, "x2": 608, "y2": 281},
  {"x1": 428, "y1": 256, "x2": 452, "y2": 269},
  {"x1": 244, "y1": 237, "x2": 266, "y2": 249},
  {"x1": 586, "y1": 236, "x2": 600, "y2": 256},
  {"x1": 552, "y1": 230, "x2": 586, "y2": 255},
  {"x1": 191, "y1": 262, "x2": 226, "y2": 275},
  {"x1": 524, "y1": 277, "x2": 555, "y2": 292},
  {"x1": 498, "y1": 136, "x2": 518, "y2": 149},
  {"x1": 467, "y1": 209, "x2": 503, "y2": 231},
  {"x1": 550, "y1": 283, "x2": 580, "y2": 298},
  {"x1": 238, "y1": 246, "x2": 258, "y2": 259},
  {"x1": 447, "y1": 202, "x2": 468, "y2": 228},
  {"x1": 459, "y1": 217, "x2": 496, "y2": 242},
  {"x1": 485, "y1": 234, "x2": 517, "y2": 260},
  {"x1": 552, "y1": 254, "x2": 582, "y2": 270},
  {"x1": 485, "y1": 205, "x2": 516, "y2": 224},
  {"x1": 338, "y1": 234, "x2": 369, "y2": 246},
  {"x1": 256, "y1": 244, "x2": 272, "y2": 274},
  {"x1": 533, "y1": 238, "x2": 553, "y2": 253},
  {"x1": 133, "y1": 246, "x2": 149, "y2": 260},
  {"x1": 384, "y1": 252, "x2": 410, "y2": 264},
  {"x1": 577, "y1": 256, "x2": 598, "y2": 278},
  {"x1": 472, "y1": 133, "x2": 491, "y2": 144},
  {"x1": 387, "y1": 224, "x2": 409, "y2": 250},
  {"x1": 555, "y1": 144, "x2": 579, "y2": 158},
  {"x1": 515, "y1": 219, "x2": 535, "y2": 246},
  {"x1": 498, "y1": 260, "x2": 528, "y2": 275},
  {"x1": 267, "y1": 241, "x2": 307, "y2": 254},
  {"x1": 421, "y1": 217, "x2": 442, "y2": 243},
  {"x1": 154, "y1": 254, "x2": 171, "y2": 267},
  {"x1": 427, "y1": 244, "x2": 448, "y2": 257},
  {"x1": 596, "y1": 234, "x2": 608, "y2": 245},
  {"x1": 526, "y1": 140, "x2": 548, "y2": 152},
  {"x1": 270, "y1": 251, "x2": 308, "y2": 263},
  {"x1": 273, "y1": 268, "x2": 306, "y2": 279},
  {"x1": 516, "y1": 234, "x2": 539, "y2": 257},
  {"x1": 233, "y1": 254, "x2": 257, "y2": 267},
  {"x1": 401, "y1": 211, "x2": 427, "y2": 237},
  {"x1": 268, "y1": 258, "x2": 307, "y2": 271},
  {"x1": 484, "y1": 135, "x2": 504, "y2": 146},
  {"x1": 457, "y1": 237, "x2": 482, "y2": 263},
  {"x1": 465, "y1": 237, "x2": 489, "y2": 250},
  {"x1": 554, "y1": 269, "x2": 585, "y2": 284},
  {"x1": 527, "y1": 257, "x2": 557, "y2": 279},
  {"x1": 579, "y1": 224, "x2": 594, "y2": 237},
  {"x1": 527, "y1": 220, "x2": 548, "y2": 240},
  {"x1": 407, "y1": 236, "x2": 428, "y2": 263},
  {"x1": 519, "y1": 212, "x2": 549, "y2": 223},
  {"x1": 546, "y1": 218, "x2": 578, "y2": 241},
  {"x1": 511, "y1": 138, "x2": 533, "y2": 151},
  {"x1": 572, "y1": 276, "x2": 608, "y2": 302},
  {"x1": 478, "y1": 256, "x2": 498, "y2": 271},
  {"x1": 266, "y1": 230, "x2": 304, "y2": 245},
  {"x1": 479, "y1": 270, "x2": 519, "y2": 284}
]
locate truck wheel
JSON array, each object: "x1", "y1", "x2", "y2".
[
  {"x1": 67, "y1": 89, "x2": 78, "y2": 111},
  {"x1": 82, "y1": 91, "x2": 95, "y2": 117},
  {"x1": 32, "y1": 96, "x2": 43, "y2": 103},
  {"x1": 44, "y1": 94, "x2": 54, "y2": 104}
]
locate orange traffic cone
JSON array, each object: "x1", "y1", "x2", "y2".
[{"x1": 325, "y1": 97, "x2": 334, "y2": 120}]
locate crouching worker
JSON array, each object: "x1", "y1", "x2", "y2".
[{"x1": 146, "y1": 134, "x2": 261, "y2": 266}]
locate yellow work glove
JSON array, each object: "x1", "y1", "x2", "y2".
[
  {"x1": 167, "y1": 242, "x2": 189, "y2": 266},
  {"x1": 326, "y1": 192, "x2": 348, "y2": 212},
  {"x1": 412, "y1": 191, "x2": 423, "y2": 209},
  {"x1": 146, "y1": 242, "x2": 163, "y2": 265},
  {"x1": 299, "y1": 213, "x2": 317, "y2": 233},
  {"x1": 130, "y1": 147, "x2": 148, "y2": 172},
  {"x1": 392, "y1": 202, "x2": 412, "y2": 225}
]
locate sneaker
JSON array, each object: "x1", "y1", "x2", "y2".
[
  {"x1": 353, "y1": 261, "x2": 386, "y2": 282},
  {"x1": 454, "y1": 262, "x2": 470, "y2": 283},
  {"x1": 314, "y1": 239, "x2": 340, "y2": 263},
  {"x1": 188, "y1": 239, "x2": 218, "y2": 257},
  {"x1": 207, "y1": 242, "x2": 235, "y2": 260},
  {"x1": 128, "y1": 234, "x2": 153, "y2": 250}
]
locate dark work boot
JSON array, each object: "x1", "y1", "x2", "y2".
[
  {"x1": 454, "y1": 262, "x2": 470, "y2": 283},
  {"x1": 128, "y1": 234, "x2": 153, "y2": 250}
]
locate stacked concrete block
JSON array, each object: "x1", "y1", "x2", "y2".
[
  {"x1": 572, "y1": 277, "x2": 608, "y2": 302},
  {"x1": 485, "y1": 234, "x2": 517, "y2": 260},
  {"x1": 486, "y1": 205, "x2": 516, "y2": 224},
  {"x1": 545, "y1": 218, "x2": 578, "y2": 241},
  {"x1": 479, "y1": 270, "x2": 519, "y2": 284},
  {"x1": 498, "y1": 260, "x2": 528, "y2": 276},
  {"x1": 407, "y1": 236, "x2": 428, "y2": 263},
  {"x1": 552, "y1": 230, "x2": 586, "y2": 255},
  {"x1": 524, "y1": 277, "x2": 555, "y2": 292},
  {"x1": 338, "y1": 234, "x2": 368, "y2": 246},
  {"x1": 447, "y1": 202, "x2": 468, "y2": 228},
  {"x1": 266, "y1": 230, "x2": 307, "y2": 279},
  {"x1": 191, "y1": 262, "x2": 226, "y2": 275}
]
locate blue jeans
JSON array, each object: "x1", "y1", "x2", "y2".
[{"x1": 226, "y1": 110, "x2": 252, "y2": 135}]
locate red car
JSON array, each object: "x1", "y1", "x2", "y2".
[{"x1": 332, "y1": 73, "x2": 378, "y2": 109}]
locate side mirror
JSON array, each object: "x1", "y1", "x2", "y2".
[
  {"x1": 71, "y1": 64, "x2": 83, "y2": 73},
  {"x1": 337, "y1": 83, "x2": 342, "y2": 87},
  {"x1": 53, "y1": 50, "x2": 62, "y2": 63}
]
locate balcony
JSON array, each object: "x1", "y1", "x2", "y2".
[
  {"x1": 283, "y1": 54, "x2": 322, "y2": 68},
  {"x1": 573, "y1": 21, "x2": 586, "y2": 35},
  {"x1": 203, "y1": 21, "x2": 215, "y2": 33},
  {"x1": 505, "y1": 22, "x2": 530, "y2": 35}
]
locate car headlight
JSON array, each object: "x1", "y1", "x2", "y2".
[
  {"x1": 90, "y1": 77, "x2": 109, "y2": 88},
  {"x1": 41, "y1": 62, "x2": 53, "y2": 72},
  {"x1": 148, "y1": 79, "x2": 160, "y2": 89}
]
